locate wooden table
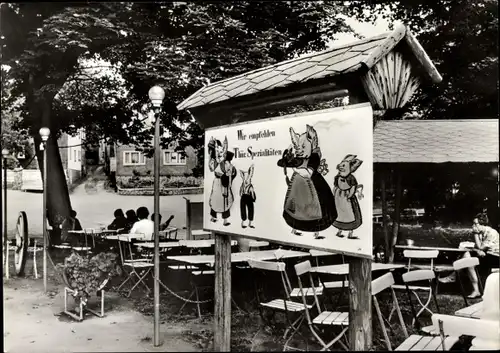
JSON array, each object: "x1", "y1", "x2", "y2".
[
  {"x1": 134, "y1": 239, "x2": 238, "y2": 249},
  {"x1": 69, "y1": 229, "x2": 121, "y2": 248},
  {"x1": 191, "y1": 229, "x2": 212, "y2": 239},
  {"x1": 103, "y1": 234, "x2": 147, "y2": 242},
  {"x1": 166, "y1": 249, "x2": 310, "y2": 266},
  {"x1": 455, "y1": 301, "x2": 483, "y2": 319},
  {"x1": 395, "y1": 245, "x2": 472, "y2": 253},
  {"x1": 134, "y1": 241, "x2": 182, "y2": 249},
  {"x1": 159, "y1": 227, "x2": 178, "y2": 240},
  {"x1": 312, "y1": 262, "x2": 405, "y2": 276}
]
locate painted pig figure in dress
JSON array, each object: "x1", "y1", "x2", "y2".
[{"x1": 277, "y1": 125, "x2": 336, "y2": 239}]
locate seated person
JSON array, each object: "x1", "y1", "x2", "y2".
[
  {"x1": 439, "y1": 213, "x2": 499, "y2": 298},
  {"x1": 129, "y1": 206, "x2": 154, "y2": 241},
  {"x1": 150, "y1": 213, "x2": 175, "y2": 231},
  {"x1": 61, "y1": 210, "x2": 83, "y2": 244},
  {"x1": 108, "y1": 208, "x2": 127, "y2": 231},
  {"x1": 124, "y1": 209, "x2": 138, "y2": 232}
]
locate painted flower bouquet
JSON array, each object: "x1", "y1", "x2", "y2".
[{"x1": 58, "y1": 252, "x2": 122, "y2": 305}]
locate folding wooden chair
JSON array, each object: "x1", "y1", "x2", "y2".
[
  {"x1": 175, "y1": 264, "x2": 215, "y2": 319},
  {"x1": 372, "y1": 272, "x2": 459, "y2": 351},
  {"x1": 309, "y1": 249, "x2": 348, "y2": 307},
  {"x1": 395, "y1": 270, "x2": 441, "y2": 330},
  {"x1": 391, "y1": 250, "x2": 439, "y2": 324},
  {"x1": 401, "y1": 249, "x2": 439, "y2": 272},
  {"x1": 455, "y1": 270, "x2": 499, "y2": 320},
  {"x1": 273, "y1": 248, "x2": 325, "y2": 301},
  {"x1": 453, "y1": 257, "x2": 483, "y2": 307},
  {"x1": 432, "y1": 314, "x2": 499, "y2": 351},
  {"x1": 248, "y1": 259, "x2": 310, "y2": 351},
  {"x1": 294, "y1": 260, "x2": 349, "y2": 351},
  {"x1": 115, "y1": 234, "x2": 153, "y2": 297}
]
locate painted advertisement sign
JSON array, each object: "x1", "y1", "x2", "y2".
[{"x1": 203, "y1": 103, "x2": 373, "y2": 258}]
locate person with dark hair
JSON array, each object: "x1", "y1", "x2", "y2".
[
  {"x1": 439, "y1": 213, "x2": 499, "y2": 298},
  {"x1": 151, "y1": 213, "x2": 175, "y2": 231},
  {"x1": 130, "y1": 206, "x2": 154, "y2": 240},
  {"x1": 61, "y1": 209, "x2": 83, "y2": 244},
  {"x1": 108, "y1": 208, "x2": 127, "y2": 230},
  {"x1": 124, "y1": 209, "x2": 138, "y2": 232}
]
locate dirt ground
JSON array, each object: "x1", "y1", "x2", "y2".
[{"x1": 3, "y1": 276, "x2": 209, "y2": 353}]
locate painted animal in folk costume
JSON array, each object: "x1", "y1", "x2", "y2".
[
  {"x1": 208, "y1": 136, "x2": 237, "y2": 226},
  {"x1": 277, "y1": 125, "x2": 337, "y2": 239},
  {"x1": 239, "y1": 164, "x2": 256, "y2": 229},
  {"x1": 332, "y1": 154, "x2": 364, "y2": 239}
]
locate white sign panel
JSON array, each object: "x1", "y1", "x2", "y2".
[{"x1": 203, "y1": 103, "x2": 373, "y2": 258}]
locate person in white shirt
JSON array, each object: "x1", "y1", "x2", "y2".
[{"x1": 129, "y1": 206, "x2": 154, "y2": 241}]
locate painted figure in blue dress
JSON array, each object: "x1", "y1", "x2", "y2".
[
  {"x1": 332, "y1": 155, "x2": 364, "y2": 239},
  {"x1": 277, "y1": 125, "x2": 336, "y2": 239}
]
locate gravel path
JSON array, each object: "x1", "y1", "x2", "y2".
[{"x1": 3, "y1": 277, "x2": 203, "y2": 353}]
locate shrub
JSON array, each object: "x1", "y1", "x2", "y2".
[
  {"x1": 117, "y1": 175, "x2": 203, "y2": 189},
  {"x1": 57, "y1": 252, "x2": 121, "y2": 305}
]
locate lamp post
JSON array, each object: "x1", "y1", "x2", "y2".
[
  {"x1": 148, "y1": 85, "x2": 165, "y2": 347},
  {"x1": 39, "y1": 127, "x2": 50, "y2": 293},
  {"x1": 2, "y1": 148, "x2": 10, "y2": 279}
]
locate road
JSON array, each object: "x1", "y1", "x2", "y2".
[{"x1": 3, "y1": 181, "x2": 203, "y2": 239}]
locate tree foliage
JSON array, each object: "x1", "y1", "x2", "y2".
[
  {"x1": 1, "y1": 2, "x2": 352, "y2": 227},
  {"x1": 1, "y1": 2, "x2": 352, "y2": 146},
  {"x1": 345, "y1": 0, "x2": 498, "y2": 119}
]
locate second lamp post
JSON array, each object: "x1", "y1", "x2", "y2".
[
  {"x1": 2, "y1": 148, "x2": 10, "y2": 279},
  {"x1": 148, "y1": 85, "x2": 165, "y2": 347},
  {"x1": 39, "y1": 127, "x2": 50, "y2": 293}
]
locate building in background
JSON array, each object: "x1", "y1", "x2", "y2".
[
  {"x1": 13, "y1": 129, "x2": 86, "y2": 191},
  {"x1": 109, "y1": 140, "x2": 197, "y2": 178},
  {"x1": 58, "y1": 129, "x2": 86, "y2": 185}
]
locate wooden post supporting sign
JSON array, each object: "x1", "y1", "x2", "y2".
[
  {"x1": 349, "y1": 257, "x2": 372, "y2": 350},
  {"x1": 185, "y1": 197, "x2": 192, "y2": 240},
  {"x1": 214, "y1": 232, "x2": 232, "y2": 351}
]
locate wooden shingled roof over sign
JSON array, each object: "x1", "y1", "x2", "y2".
[
  {"x1": 177, "y1": 23, "x2": 442, "y2": 114},
  {"x1": 374, "y1": 119, "x2": 499, "y2": 163}
]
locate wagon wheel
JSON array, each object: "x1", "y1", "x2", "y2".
[{"x1": 14, "y1": 211, "x2": 29, "y2": 276}]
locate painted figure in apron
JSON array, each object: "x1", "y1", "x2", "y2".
[
  {"x1": 332, "y1": 154, "x2": 364, "y2": 239},
  {"x1": 277, "y1": 125, "x2": 336, "y2": 239},
  {"x1": 239, "y1": 164, "x2": 256, "y2": 229},
  {"x1": 208, "y1": 136, "x2": 237, "y2": 226}
]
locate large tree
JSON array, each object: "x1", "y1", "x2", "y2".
[
  {"x1": 346, "y1": 0, "x2": 498, "y2": 119},
  {"x1": 1, "y1": 2, "x2": 352, "y2": 239},
  {"x1": 345, "y1": 0, "x2": 498, "y2": 261}
]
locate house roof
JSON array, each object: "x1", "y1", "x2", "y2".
[
  {"x1": 177, "y1": 24, "x2": 440, "y2": 111},
  {"x1": 374, "y1": 119, "x2": 499, "y2": 163}
]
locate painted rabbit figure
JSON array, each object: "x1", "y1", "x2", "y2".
[
  {"x1": 332, "y1": 154, "x2": 364, "y2": 239},
  {"x1": 239, "y1": 164, "x2": 256, "y2": 228}
]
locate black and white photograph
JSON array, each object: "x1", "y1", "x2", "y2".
[{"x1": 1, "y1": 1, "x2": 498, "y2": 352}]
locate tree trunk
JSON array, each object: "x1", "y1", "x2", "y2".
[
  {"x1": 34, "y1": 134, "x2": 72, "y2": 245},
  {"x1": 388, "y1": 169, "x2": 402, "y2": 263},
  {"x1": 30, "y1": 95, "x2": 72, "y2": 245}
]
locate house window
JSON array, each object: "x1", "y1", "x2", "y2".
[
  {"x1": 78, "y1": 150, "x2": 81, "y2": 161},
  {"x1": 73, "y1": 150, "x2": 77, "y2": 161},
  {"x1": 123, "y1": 151, "x2": 146, "y2": 165},
  {"x1": 163, "y1": 150, "x2": 186, "y2": 165}
]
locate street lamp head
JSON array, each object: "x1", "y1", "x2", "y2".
[
  {"x1": 148, "y1": 85, "x2": 165, "y2": 108},
  {"x1": 39, "y1": 127, "x2": 51, "y2": 142},
  {"x1": 2, "y1": 148, "x2": 9, "y2": 157}
]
